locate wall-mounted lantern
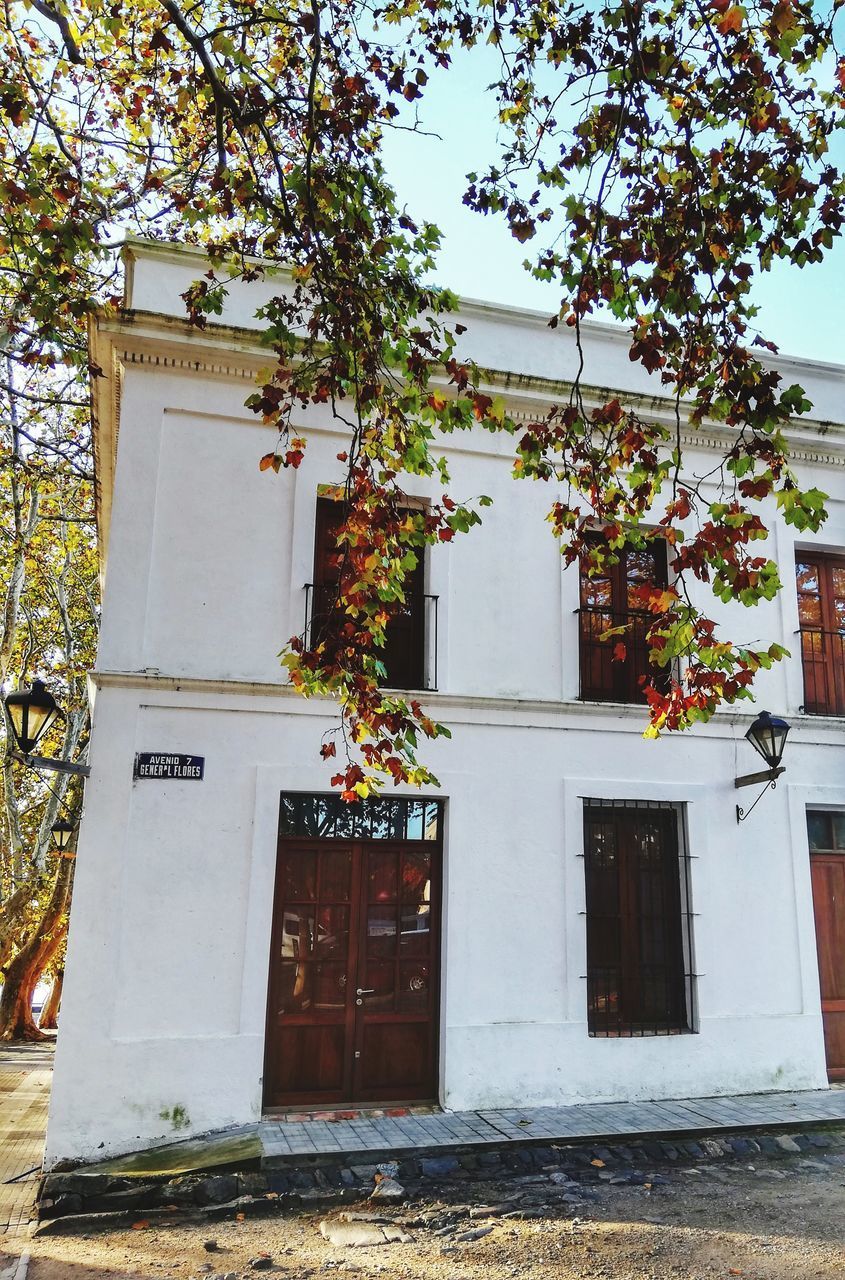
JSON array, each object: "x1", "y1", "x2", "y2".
[
  {"x1": 3, "y1": 679, "x2": 89, "y2": 777},
  {"x1": 4, "y1": 679, "x2": 62, "y2": 756},
  {"x1": 735, "y1": 710, "x2": 791, "y2": 823},
  {"x1": 51, "y1": 820, "x2": 76, "y2": 857}
]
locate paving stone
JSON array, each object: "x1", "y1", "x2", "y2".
[
  {"x1": 196, "y1": 1175, "x2": 239, "y2": 1205},
  {"x1": 420, "y1": 1156, "x2": 460, "y2": 1178},
  {"x1": 729, "y1": 1138, "x2": 755, "y2": 1156},
  {"x1": 369, "y1": 1178, "x2": 405, "y2": 1201}
]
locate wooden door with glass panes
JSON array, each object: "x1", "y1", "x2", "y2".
[
  {"x1": 264, "y1": 836, "x2": 441, "y2": 1107},
  {"x1": 808, "y1": 810, "x2": 845, "y2": 1080},
  {"x1": 579, "y1": 541, "x2": 669, "y2": 703}
]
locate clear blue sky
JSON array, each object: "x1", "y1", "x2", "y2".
[{"x1": 381, "y1": 49, "x2": 845, "y2": 366}]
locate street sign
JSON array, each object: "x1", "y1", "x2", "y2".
[{"x1": 134, "y1": 753, "x2": 204, "y2": 781}]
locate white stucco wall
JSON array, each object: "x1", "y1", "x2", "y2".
[{"x1": 45, "y1": 244, "x2": 845, "y2": 1165}]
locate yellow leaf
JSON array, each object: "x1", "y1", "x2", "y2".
[{"x1": 716, "y1": 5, "x2": 743, "y2": 34}]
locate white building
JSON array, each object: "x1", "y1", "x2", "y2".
[{"x1": 45, "y1": 239, "x2": 845, "y2": 1167}]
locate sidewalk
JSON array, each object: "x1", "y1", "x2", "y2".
[
  {"x1": 90, "y1": 1082, "x2": 845, "y2": 1180},
  {"x1": 258, "y1": 1085, "x2": 845, "y2": 1162},
  {"x1": 0, "y1": 1042, "x2": 54, "y2": 1235}
]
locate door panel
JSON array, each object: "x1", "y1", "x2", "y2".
[
  {"x1": 265, "y1": 834, "x2": 440, "y2": 1107},
  {"x1": 810, "y1": 851, "x2": 845, "y2": 1080},
  {"x1": 352, "y1": 843, "x2": 439, "y2": 1101}
]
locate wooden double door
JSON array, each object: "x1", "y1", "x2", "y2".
[{"x1": 264, "y1": 835, "x2": 441, "y2": 1107}]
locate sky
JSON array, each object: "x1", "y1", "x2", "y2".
[{"x1": 380, "y1": 48, "x2": 845, "y2": 367}]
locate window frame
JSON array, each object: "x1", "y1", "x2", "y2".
[
  {"x1": 577, "y1": 539, "x2": 670, "y2": 705},
  {"x1": 311, "y1": 496, "x2": 428, "y2": 692},
  {"x1": 795, "y1": 553, "x2": 845, "y2": 717},
  {"x1": 582, "y1": 799, "x2": 695, "y2": 1038}
]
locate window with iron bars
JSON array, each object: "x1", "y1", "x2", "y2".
[{"x1": 582, "y1": 798, "x2": 697, "y2": 1038}]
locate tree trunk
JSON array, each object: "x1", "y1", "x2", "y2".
[
  {"x1": 0, "y1": 859, "x2": 72, "y2": 1041},
  {"x1": 0, "y1": 880, "x2": 37, "y2": 972},
  {"x1": 39, "y1": 967, "x2": 63, "y2": 1031}
]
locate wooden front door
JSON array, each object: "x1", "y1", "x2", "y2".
[
  {"x1": 264, "y1": 834, "x2": 441, "y2": 1107},
  {"x1": 808, "y1": 811, "x2": 845, "y2": 1080}
]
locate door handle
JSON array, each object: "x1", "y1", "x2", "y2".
[{"x1": 356, "y1": 988, "x2": 375, "y2": 996}]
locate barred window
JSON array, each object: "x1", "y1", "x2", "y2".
[{"x1": 583, "y1": 799, "x2": 696, "y2": 1037}]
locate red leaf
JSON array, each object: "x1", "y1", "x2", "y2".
[
  {"x1": 613, "y1": 642, "x2": 627, "y2": 662},
  {"x1": 320, "y1": 742, "x2": 337, "y2": 759},
  {"x1": 472, "y1": 394, "x2": 493, "y2": 421}
]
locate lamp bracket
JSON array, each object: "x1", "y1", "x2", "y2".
[
  {"x1": 734, "y1": 766, "x2": 785, "y2": 790},
  {"x1": 736, "y1": 776, "x2": 781, "y2": 823},
  {"x1": 13, "y1": 752, "x2": 90, "y2": 778}
]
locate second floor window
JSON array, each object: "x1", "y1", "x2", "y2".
[
  {"x1": 311, "y1": 497, "x2": 427, "y2": 691},
  {"x1": 578, "y1": 541, "x2": 669, "y2": 704},
  {"x1": 796, "y1": 554, "x2": 845, "y2": 716}
]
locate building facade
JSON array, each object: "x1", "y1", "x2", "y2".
[{"x1": 45, "y1": 240, "x2": 845, "y2": 1166}]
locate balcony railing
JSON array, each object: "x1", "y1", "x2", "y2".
[
  {"x1": 304, "y1": 584, "x2": 439, "y2": 692},
  {"x1": 577, "y1": 607, "x2": 672, "y2": 705},
  {"x1": 799, "y1": 627, "x2": 845, "y2": 716}
]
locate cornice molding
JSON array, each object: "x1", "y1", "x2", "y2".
[
  {"x1": 90, "y1": 308, "x2": 845, "y2": 565},
  {"x1": 106, "y1": 329, "x2": 845, "y2": 464},
  {"x1": 90, "y1": 667, "x2": 845, "y2": 742}
]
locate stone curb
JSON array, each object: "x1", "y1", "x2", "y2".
[{"x1": 36, "y1": 1125, "x2": 845, "y2": 1230}]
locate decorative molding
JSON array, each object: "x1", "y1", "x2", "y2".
[
  {"x1": 107, "y1": 335, "x2": 845, "y2": 466},
  {"x1": 89, "y1": 668, "x2": 845, "y2": 741},
  {"x1": 90, "y1": 304, "x2": 845, "y2": 561},
  {"x1": 121, "y1": 348, "x2": 260, "y2": 383}
]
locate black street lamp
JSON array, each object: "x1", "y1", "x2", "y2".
[
  {"x1": 3, "y1": 679, "x2": 89, "y2": 777},
  {"x1": 4, "y1": 679, "x2": 62, "y2": 755},
  {"x1": 51, "y1": 820, "x2": 76, "y2": 856},
  {"x1": 735, "y1": 710, "x2": 791, "y2": 822},
  {"x1": 745, "y1": 709, "x2": 791, "y2": 771}
]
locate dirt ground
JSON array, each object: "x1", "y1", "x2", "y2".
[{"x1": 2, "y1": 1154, "x2": 844, "y2": 1280}]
